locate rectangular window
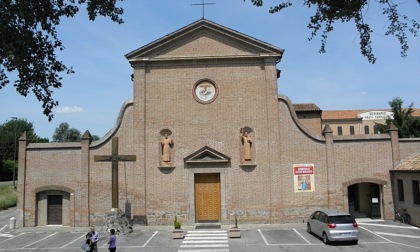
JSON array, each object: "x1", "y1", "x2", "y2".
[
  {"x1": 350, "y1": 126, "x2": 355, "y2": 135},
  {"x1": 374, "y1": 125, "x2": 379, "y2": 134},
  {"x1": 337, "y1": 126, "x2": 342, "y2": 135},
  {"x1": 397, "y1": 179, "x2": 404, "y2": 201},
  {"x1": 413, "y1": 180, "x2": 420, "y2": 204},
  {"x1": 364, "y1": 125, "x2": 370, "y2": 135}
]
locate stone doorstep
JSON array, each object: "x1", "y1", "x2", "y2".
[{"x1": 195, "y1": 222, "x2": 222, "y2": 229}]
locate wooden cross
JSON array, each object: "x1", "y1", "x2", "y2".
[
  {"x1": 94, "y1": 137, "x2": 136, "y2": 209},
  {"x1": 192, "y1": 0, "x2": 215, "y2": 18}
]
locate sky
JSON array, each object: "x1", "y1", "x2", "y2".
[{"x1": 1, "y1": 0, "x2": 419, "y2": 139}]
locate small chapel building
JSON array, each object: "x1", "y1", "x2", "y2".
[{"x1": 17, "y1": 19, "x2": 420, "y2": 227}]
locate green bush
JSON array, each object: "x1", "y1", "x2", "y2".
[
  {"x1": 0, "y1": 185, "x2": 17, "y2": 210},
  {"x1": 0, "y1": 160, "x2": 15, "y2": 181},
  {"x1": 174, "y1": 216, "x2": 181, "y2": 229}
]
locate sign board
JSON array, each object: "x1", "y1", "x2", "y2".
[
  {"x1": 358, "y1": 111, "x2": 394, "y2": 121},
  {"x1": 294, "y1": 164, "x2": 315, "y2": 192}
]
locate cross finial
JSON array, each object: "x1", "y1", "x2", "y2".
[{"x1": 192, "y1": 0, "x2": 215, "y2": 19}]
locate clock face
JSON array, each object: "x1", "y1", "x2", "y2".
[{"x1": 194, "y1": 80, "x2": 217, "y2": 103}]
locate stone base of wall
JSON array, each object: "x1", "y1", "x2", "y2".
[
  {"x1": 99, "y1": 208, "x2": 133, "y2": 235},
  {"x1": 147, "y1": 211, "x2": 188, "y2": 226}
]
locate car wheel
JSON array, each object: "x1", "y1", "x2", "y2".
[
  {"x1": 352, "y1": 240, "x2": 358, "y2": 245},
  {"x1": 307, "y1": 224, "x2": 312, "y2": 234},
  {"x1": 404, "y1": 214, "x2": 411, "y2": 225},
  {"x1": 322, "y1": 233, "x2": 329, "y2": 244}
]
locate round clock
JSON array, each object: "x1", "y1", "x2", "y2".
[{"x1": 193, "y1": 80, "x2": 218, "y2": 104}]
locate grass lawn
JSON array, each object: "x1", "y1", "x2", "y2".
[{"x1": 0, "y1": 185, "x2": 17, "y2": 210}]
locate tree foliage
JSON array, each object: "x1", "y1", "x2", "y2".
[
  {"x1": 0, "y1": 0, "x2": 124, "y2": 121},
  {"x1": 376, "y1": 97, "x2": 420, "y2": 138},
  {"x1": 246, "y1": 0, "x2": 420, "y2": 64},
  {"x1": 52, "y1": 122, "x2": 81, "y2": 142},
  {"x1": 0, "y1": 118, "x2": 48, "y2": 160},
  {"x1": 52, "y1": 122, "x2": 100, "y2": 142},
  {"x1": 0, "y1": 118, "x2": 48, "y2": 181}
]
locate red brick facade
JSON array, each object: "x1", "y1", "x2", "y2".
[{"x1": 17, "y1": 19, "x2": 420, "y2": 227}]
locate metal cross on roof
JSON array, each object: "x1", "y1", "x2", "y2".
[{"x1": 192, "y1": 0, "x2": 215, "y2": 19}]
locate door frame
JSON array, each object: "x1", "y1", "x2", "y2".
[{"x1": 347, "y1": 182, "x2": 382, "y2": 219}]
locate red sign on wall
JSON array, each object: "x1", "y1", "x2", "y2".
[{"x1": 293, "y1": 164, "x2": 315, "y2": 192}]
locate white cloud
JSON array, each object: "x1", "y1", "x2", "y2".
[{"x1": 55, "y1": 106, "x2": 84, "y2": 114}]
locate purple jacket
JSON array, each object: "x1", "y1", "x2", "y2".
[{"x1": 108, "y1": 235, "x2": 116, "y2": 248}]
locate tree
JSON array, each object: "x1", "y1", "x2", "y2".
[
  {"x1": 0, "y1": 118, "x2": 48, "y2": 181},
  {"x1": 0, "y1": 118, "x2": 48, "y2": 160},
  {"x1": 246, "y1": 0, "x2": 420, "y2": 64},
  {"x1": 52, "y1": 122, "x2": 81, "y2": 142},
  {"x1": 376, "y1": 97, "x2": 420, "y2": 138},
  {"x1": 52, "y1": 122, "x2": 100, "y2": 142},
  {"x1": 0, "y1": 0, "x2": 124, "y2": 121}
]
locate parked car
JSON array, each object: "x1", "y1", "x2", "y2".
[{"x1": 307, "y1": 209, "x2": 359, "y2": 244}]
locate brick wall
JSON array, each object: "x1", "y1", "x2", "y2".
[{"x1": 18, "y1": 20, "x2": 420, "y2": 227}]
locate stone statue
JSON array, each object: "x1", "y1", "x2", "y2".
[
  {"x1": 241, "y1": 130, "x2": 252, "y2": 161},
  {"x1": 161, "y1": 134, "x2": 173, "y2": 164}
]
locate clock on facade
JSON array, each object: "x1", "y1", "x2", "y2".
[{"x1": 193, "y1": 80, "x2": 218, "y2": 104}]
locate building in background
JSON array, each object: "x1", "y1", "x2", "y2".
[
  {"x1": 390, "y1": 152, "x2": 420, "y2": 226},
  {"x1": 322, "y1": 109, "x2": 420, "y2": 136},
  {"x1": 295, "y1": 105, "x2": 420, "y2": 136}
]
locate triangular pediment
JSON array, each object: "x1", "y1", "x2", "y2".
[
  {"x1": 125, "y1": 19, "x2": 283, "y2": 62},
  {"x1": 184, "y1": 146, "x2": 230, "y2": 164}
]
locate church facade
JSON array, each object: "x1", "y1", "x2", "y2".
[{"x1": 17, "y1": 19, "x2": 420, "y2": 227}]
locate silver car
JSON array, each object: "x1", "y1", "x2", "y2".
[{"x1": 307, "y1": 209, "x2": 359, "y2": 244}]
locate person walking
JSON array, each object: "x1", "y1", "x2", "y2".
[
  {"x1": 108, "y1": 228, "x2": 117, "y2": 252},
  {"x1": 86, "y1": 226, "x2": 99, "y2": 252}
]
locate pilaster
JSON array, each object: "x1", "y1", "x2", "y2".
[
  {"x1": 323, "y1": 124, "x2": 337, "y2": 209},
  {"x1": 17, "y1": 132, "x2": 30, "y2": 227},
  {"x1": 388, "y1": 123, "x2": 400, "y2": 168},
  {"x1": 80, "y1": 130, "x2": 92, "y2": 226}
]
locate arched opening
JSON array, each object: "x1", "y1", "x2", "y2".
[
  {"x1": 35, "y1": 186, "x2": 73, "y2": 226},
  {"x1": 348, "y1": 183, "x2": 381, "y2": 219}
]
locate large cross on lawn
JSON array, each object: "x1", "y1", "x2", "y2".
[{"x1": 94, "y1": 137, "x2": 136, "y2": 209}]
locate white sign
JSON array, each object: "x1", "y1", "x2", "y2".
[{"x1": 358, "y1": 111, "x2": 394, "y2": 121}]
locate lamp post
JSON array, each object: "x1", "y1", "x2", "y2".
[{"x1": 12, "y1": 117, "x2": 17, "y2": 188}]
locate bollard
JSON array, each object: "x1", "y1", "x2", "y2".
[{"x1": 9, "y1": 217, "x2": 16, "y2": 229}]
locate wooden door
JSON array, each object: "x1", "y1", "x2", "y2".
[
  {"x1": 47, "y1": 195, "x2": 62, "y2": 225},
  {"x1": 195, "y1": 173, "x2": 221, "y2": 223}
]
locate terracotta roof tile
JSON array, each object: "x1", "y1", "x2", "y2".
[
  {"x1": 395, "y1": 152, "x2": 420, "y2": 171},
  {"x1": 293, "y1": 103, "x2": 321, "y2": 112}
]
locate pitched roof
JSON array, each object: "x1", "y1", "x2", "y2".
[
  {"x1": 293, "y1": 103, "x2": 321, "y2": 112},
  {"x1": 125, "y1": 18, "x2": 284, "y2": 61},
  {"x1": 394, "y1": 152, "x2": 420, "y2": 171}
]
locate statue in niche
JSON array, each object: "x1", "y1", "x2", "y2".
[
  {"x1": 241, "y1": 129, "x2": 252, "y2": 162},
  {"x1": 161, "y1": 134, "x2": 173, "y2": 164}
]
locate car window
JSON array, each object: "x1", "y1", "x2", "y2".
[
  {"x1": 319, "y1": 213, "x2": 327, "y2": 223},
  {"x1": 313, "y1": 211, "x2": 320, "y2": 220},
  {"x1": 329, "y1": 215, "x2": 355, "y2": 224}
]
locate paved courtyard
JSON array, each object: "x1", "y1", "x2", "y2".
[{"x1": 1, "y1": 208, "x2": 419, "y2": 252}]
